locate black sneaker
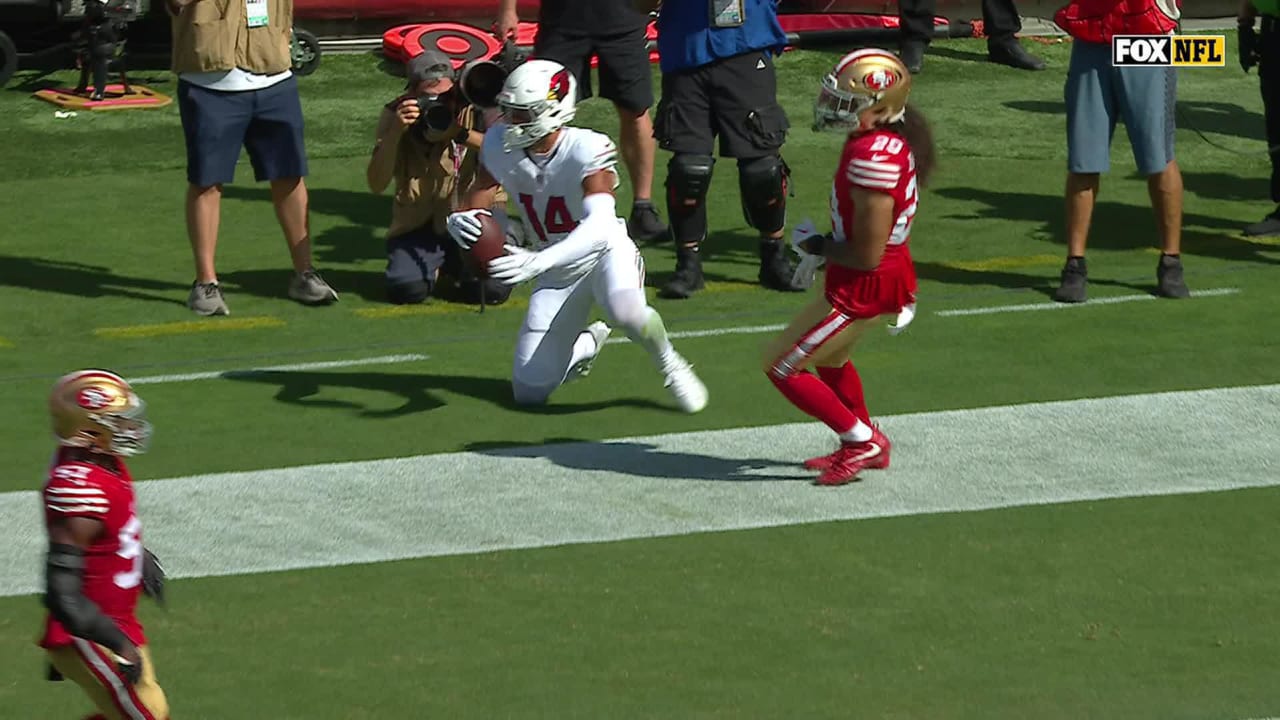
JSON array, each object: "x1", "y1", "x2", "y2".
[
  {"x1": 900, "y1": 41, "x2": 926, "y2": 74},
  {"x1": 1242, "y1": 207, "x2": 1280, "y2": 237},
  {"x1": 1053, "y1": 257, "x2": 1088, "y2": 304},
  {"x1": 627, "y1": 202, "x2": 668, "y2": 244},
  {"x1": 758, "y1": 240, "x2": 804, "y2": 292},
  {"x1": 1156, "y1": 254, "x2": 1190, "y2": 299},
  {"x1": 659, "y1": 249, "x2": 705, "y2": 299}
]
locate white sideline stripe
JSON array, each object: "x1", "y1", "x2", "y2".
[
  {"x1": 0, "y1": 383, "x2": 1277, "y2": 597},
  {"x1": 114, "y1": 291, "x2": 1243, "y2": 384},
  {"x1": 605, "y1": 288, "x2": 1242, "y2": 344},
  {"x1": 937, "y1": 287, "x2": 1241, "y2": 317},
  {"x1": 127, "y1": 354, "x2": 430, "y2": 385}
]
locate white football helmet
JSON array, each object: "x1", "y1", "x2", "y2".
[{"x1": 497, "y1": 59, "x2": 578, "y2": 151}]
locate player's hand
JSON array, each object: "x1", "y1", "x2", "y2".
[
  {"x1": 142, "y1": 548, "x2": 165, "y2": 607},
  {"x1": 790, "y1": 218, "x2": 826, "y2": 257},
  {"x1": 395, "y1": 98, "x2": 421, "y2": 131},
  {"x1": 115, "y1": 643, "x2": 143, "y2": 685},
  {"x1": 447, "y1": 209, "x2": 492, "y2": 249},
  {"x1": 494, "y1": 7, "x2": 519, "y2": 40},
  {"x1": 488, "y1": 245, "x2": 552, "y2": 285},
  {"x1": 1239, "y1": 22, "x2": 1260, "y2": 72},
  {"x1": 887, "y1": 303, "x2": 916, "y2": 336}
]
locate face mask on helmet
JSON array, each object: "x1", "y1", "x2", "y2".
[
  {"x1": 95, "y1": 397, "x2": 153, "y2": 456},
  {"x1": 497, "y1": 61, "x2": 578, "y2": 151},
  {"x1": 813, "y1": 73, "x2": 874, "y2": 132}
]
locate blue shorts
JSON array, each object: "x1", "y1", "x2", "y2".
[
  {"x1": 177, "y1": 76, "x2": 309, "y2": 187},
  {"x1": 1065, "y1": 41, "x2": 1177, "y2": 176}
]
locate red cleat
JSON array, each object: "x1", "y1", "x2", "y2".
[
  {"x1": 804, "y1": 425, "x2": 891, "y2": 472},
  {"x1": 813, "y1": 427, "x2": 891, "y2": 486}
]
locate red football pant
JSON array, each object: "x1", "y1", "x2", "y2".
[{"x1": 817, "y1": 361, "x2": 870, "y2": 425}]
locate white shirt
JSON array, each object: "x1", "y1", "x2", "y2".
[{"x1": 180, "y1": 68, "x2": 292, "y2": 92}]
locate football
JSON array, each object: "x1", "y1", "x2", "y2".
[{"x1": 466, "y1": 212, "x2": 509, "y2": 278}]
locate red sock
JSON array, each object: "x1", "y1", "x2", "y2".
[
  {"x1": 817, "y1": 361, "x2": 871, "y2": 425},
  {"x1": 769, "y1": 370, "x2": 858, "y2": 434}
]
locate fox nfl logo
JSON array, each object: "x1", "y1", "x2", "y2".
[{"x1": 1112, "y1": 35, "x2": 1226, "y2": 67}]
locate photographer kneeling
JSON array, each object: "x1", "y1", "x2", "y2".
[{"x1": 368, "y1": 50, "x2": 512, "y2": 305}]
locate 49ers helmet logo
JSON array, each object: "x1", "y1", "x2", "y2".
[
  {"x1": 76, "y1": 386, "x2": 117, "y2": 410},
  {"x1": 863, "y1": 68, "x2": 896, "y2": 92},
  {"x1": 547, "y1": 69, "x2": 571, "y2": 102}
]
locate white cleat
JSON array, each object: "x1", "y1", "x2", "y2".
[
  {"x1": 662, "y1": 353, "x2": 708, "y2": 414},
  {"x1": 567, "y1": 321, "x2": 611, "y2": 382}
]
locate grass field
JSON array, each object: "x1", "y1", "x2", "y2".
[{"x1": 1, "y1": 36, "x2": 1279, "y2": 719}]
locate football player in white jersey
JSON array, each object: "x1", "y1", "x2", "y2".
[{"x1": 447, "y1": 59, "x2": 708, "y2": 413}]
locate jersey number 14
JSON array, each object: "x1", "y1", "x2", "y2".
[{"x1": 518, "y1": 194, "x2": 578, "y2": 244}]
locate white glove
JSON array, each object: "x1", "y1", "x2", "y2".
[
  {"x1": 488, "y1": 244, "x2": 553, "y2": 286},
  {"x1": 887, "y1": 303, "x2": 916, "y2": 336},
  {"x1": 790, "y1": 218, "x2": 823, "y2": 256},
  {"x1": 789, "y1": 218, "x2": 826, "y2": 289},
  {"x1": 505, "y1": 218, "x2": 527, "y2": 248},
  {"x1": 446, "y1": 209, "x2": 492, "y2": 250}
]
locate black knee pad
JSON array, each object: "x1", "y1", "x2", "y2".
[
  {"x1": 665, "y1": 154, "x2": 715, "y2": 245},
  {"x1": 738, "y1": 155, "x2": 789, "y2": 235},
  {"x1": 665, "y1": 154, "x2": 715, "y2": 219},
  {"x1": 387, "y1": 280, "x2": 430, "y2": 305}
]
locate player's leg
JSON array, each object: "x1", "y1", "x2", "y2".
[
  {"x1": 655, "y1": 65, "x2": 716, "y2": 299},
  {"x1": 48, "y1": 642, "x2": 168, "y2": 720},
  {"x1": 1057, "y1": 40, "x2": 1118, "y2": 304},
  {"x1": 712, "y1": 50, "x2": 802, "y2": 292},
  {"x1": 594, "y1": 28, "x2": 667, "y2": 243},
  {"x1": 178, "y1": 78, "x2": 248, "y2": 315},
  {"x1": 1115, "y1": 63, "x2": 1187, "y2": 299},
  {"x1": 592, "y1": 241, "x2": 708, "y2": 412},
  {"x1": 244, "y1": 76, "x2": 339, "y2": 306},
  {"x1": 761, "y1": 297, "x2": 886, "y2": 485},
  {"x1": 511, "y1": 280, "x2": 597, "y2": 405}
]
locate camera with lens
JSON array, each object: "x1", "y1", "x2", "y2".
[{"x1": 415, "y1": 88, "x2": 460, "y2": 134}]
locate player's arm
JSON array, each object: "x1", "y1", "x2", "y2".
[
  {"x1": 632, "y1": 0, "x2": 661, "y2": 13},
  {"x1": 45, "y1": 517, "x2": 141, "y2": 666},
  {"x1": 828, "y1": 187, "x2": 894, "y2": 270},
  {"x1": 526, "y1": 169, "x2": 620, "y2": 270},
  {"x1": 447, "y1": 161, "x2": 502, "y2": 249},
  {"x1": 460, "y1": 162, "x2": 502, "y2": 211}
]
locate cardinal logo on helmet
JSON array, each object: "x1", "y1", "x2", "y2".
[
  {"x1": 863, "y1": 68, "x2": 896, "y2": 92},
  {"x1": 547, "y1": 69, "x2": 571, "y2": 102}
]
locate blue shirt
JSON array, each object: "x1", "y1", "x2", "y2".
[{"x1": 656, "y1": 0, "x2": 789, "y2": 73}]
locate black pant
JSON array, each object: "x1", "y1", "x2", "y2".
[
  {"x1": 900, "y1": 0, "x2": 1022, "y2": 45},
  {"x1": 1261, "y1": 18, "x2": 1280, "y2": 202}
]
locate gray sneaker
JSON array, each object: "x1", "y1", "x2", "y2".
[
  {"x1": 188, "y1": 281, "x2": 230, "y2": 316},
  {"x1": 1053, "y1": 257, "x2": 1088, "y2": 304},
  {"x1": 1156, "y1": 254, "x2": 1190, "y2": 299},
  {"x1": 288, "y1": 269, "x2": 339, "y2": 306}
]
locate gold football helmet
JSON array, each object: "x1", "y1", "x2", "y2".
[
  {"x1": 814, "y1": 48, "x2": 912, "y2": 132},
  {"x1": 49, "y1": 369, "x2": 151, "y2": 456}
]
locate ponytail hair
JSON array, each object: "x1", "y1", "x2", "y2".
[{"x1": 892, "y1": 105, "x2": 937, "y2": 188}]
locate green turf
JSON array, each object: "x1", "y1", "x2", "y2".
[
  {"x1": 1, "y1": 37, "x2": 1279, "y2": 718},
  {"x1": 3, "y1": 487, "x2": 1278, "y2": 719}
]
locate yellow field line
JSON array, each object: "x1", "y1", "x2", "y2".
[
  {"x1": 94, "y1": 316, "x2": 286, "y2": 339},
  {"x1": 354, "y1": 296, "x2": 530, "y2": 319},
  {"x1": 941, "y1": 254, "x2": 1062, "y2": 272},
  {"x1": 0, "y1": 337, "x2": 12, "y2": 349}
]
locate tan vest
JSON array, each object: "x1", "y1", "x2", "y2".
[
  {"x1": 388, "y1": 106, "x2": 507, "y2": 239},
  {"x1": 170, "y1": 0, "x2": 293, "y2": 75}
]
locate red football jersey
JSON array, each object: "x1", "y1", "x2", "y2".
[
  {"x1": 829, "y1": 128, "x2": 919, "y2": 251},
  {"x1": 39, "y1": 449, "x2": 146, "y2": 649}
]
